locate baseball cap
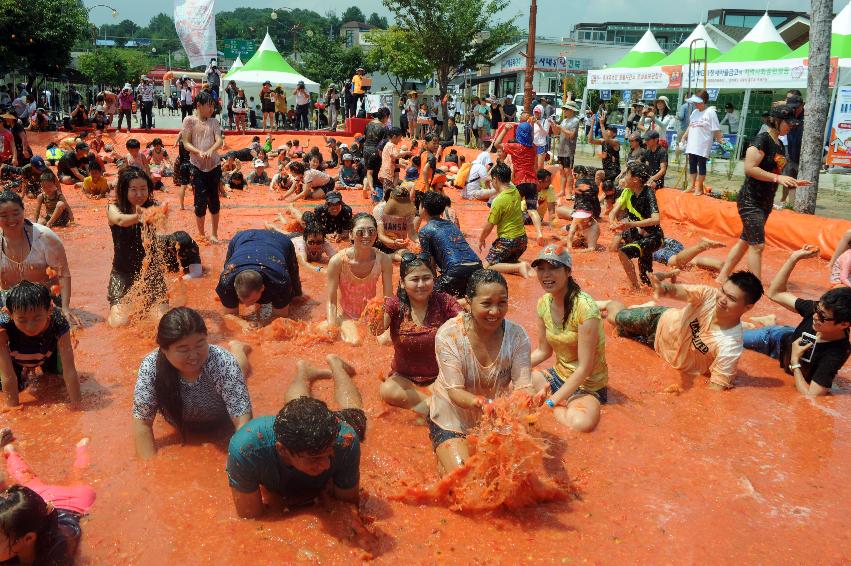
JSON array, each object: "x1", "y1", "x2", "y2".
[
  {"x1": 75, "y1": 142, "x2": 89, "y2": 151},
  {"x1": 531, "y1": 244, "x2": 573, "y2": 269},
  {"x1": 342, "y1": 153, "x2": 353, "y2": 161},
  {"x1": 645, "y1": 130, "x2": 660, "y2": 140},
  {"x1": 686, "y1": 94, "x2": 704, "y2": 103},
  {"x1": 325, "y1": 191, "x2": 343, "y2": 204},
  {"x1": 30, "y1": 156, "x2": 46, "y2": 170},
  {"x1": 253, "y1": 159, "x2": 265, "y2": 167},
  {"x1": 629, "y1": 131, "x2": 643, "y2": 142},
  {"x1": 404, "y1": 166, "x2": 419, "y2": 181}
]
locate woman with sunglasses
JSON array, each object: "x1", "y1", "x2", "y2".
[
  {"x1": 324, "y1": 213, "x2": 393, "y2": 345},
  {"x1": 368, "y1": 252, "x2": 461, "y2": 413}
]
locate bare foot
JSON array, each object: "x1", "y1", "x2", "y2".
[
  {"x1": 0, "y1": 428, "x2": 13, "y2": 448},
  {"x1": 209, "y1": 235, "x2": 221, "y2": 244},
  {"x1": 653, "y1": 269, "x2": 681, "y2": 284},
  {"x1": 326, "y1": 354, "x2": 357, "y2": 376},
  {"x1": 296, "y1": 359, "x2": 332, "y2": 381},
  {"x1": 700, "y1": 237, "x2": 725, "y2": 250}
]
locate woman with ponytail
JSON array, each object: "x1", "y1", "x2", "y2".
[
  {"x1": 132, "y1": 307, "x2": 253, "y2": 459},
  {"x1": 530, "y1": 244, "x2": 608, "y2": 432}
]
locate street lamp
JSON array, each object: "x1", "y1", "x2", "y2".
[{"x1": 86, "y1": 3, "x2": 118, "y2": 18}]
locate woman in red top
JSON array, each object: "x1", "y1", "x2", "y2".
[{"x1": 368, "y1": 252, "x2": 461, "y2": 413}]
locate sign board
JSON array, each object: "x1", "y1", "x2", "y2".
[
  {"x1": 826, "y1": 86, "x2": 851, "y2": 166},
  {"x1": 642, "y1": 89, "x2": 657, "y2": 100},
  {"x1": 222, "y1": 38, "x2": 257, "y2": 59},
  {"x1": 501, "y1": 55, "x2": 589, "y2": 73},
  {"x1": 622, "y1": 90, "x2": 631, "y2": 102},
  {"x1": 600, "y1": 90, "x2": 611, "y2": 101},
  {"x1": 707, "y1": 88, "x2": 719, "y2": 101}
]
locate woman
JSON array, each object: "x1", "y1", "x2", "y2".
[
  {"x1": 472, "y1": 97, "x2": 490, "y2": 149},
  {"x1": 716, "y1": 105, "x2": 811, "y2": 282},
  {"x1": 232, "y1": 88, "x2": 248, "y2": 133},
  {"x1": 259, "y1": 81, "x2": 274, "y2": 131},
  {"x1": 282, "y1": 161, "x2": 334, "y2": 201},
  {"x1": 106, "y1": 167, "x2": 169, "y2": 327},
  {"x1": 369, "y1": 253, "x2": 461, "y2": 413},
  {"x1": 652, "y1": 96, "x2": 676, "y2": 133},
  {"x1": 362, "y1": 108, "x2": 390, "y2": 202},
  {"x1": 405, "y1": 92, "x2": 419, "y2": 139},
  {"x1": 428, "y1": 269, "x2": 534, "y2": 475},
  {"x1": 374, "y1": 187, "x2": 418, "y2": 260},
  {"x1": 680, "y1": 90, "x2": 723, "y2": 195},
  {"x1": 293, "y1": 81, "x2": 311, "y2": 131},
  {"x1": 0, "y1": 190, "x2": 73, "y2": 320},
  {"x1": 133, "y1": 307, "x2": 252, "y2": 459},
  {"x1": 3, "y1": 114, "x2": 30, "y2": 166},
  {"x1": 325, "y1": 84, "x2": 340, "y2": 130},
  {"x1": 325, "y1": 213, "x2": 394, "y2": 345},
  {"x1": 529, "y1": 245, "x2": 608, "y2": 432},
  {"x1": 224, "y1": 80, "x2": 238, "y2": 129},
  {"x1": 462, "y1": 151, "x2": 495, "y2": 201},
  {"x1": 273, "y1": 85, "x2": 287, "y2": 130}
]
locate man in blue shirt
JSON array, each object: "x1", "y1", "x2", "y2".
[
  {"x1": 215, "y1": 229, "x2": 302, "y2": 321},
  {"x1": 418, "y1": 191, "x2": 482, "y2": 298},
  {"x1": 227, "y1": 354, "x2": 367, "y2": 520}
]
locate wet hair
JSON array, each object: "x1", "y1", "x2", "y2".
[
  {"x1": 234, "y1": 270, "x2": 264, "y2": 298},
  {"x1": 114, "y1": 166, "x2": 155, "y2": 214},
  {"x1": 0, "y1": 486, "x2": 59, "y2": 559},
  {"x1": 302, "y1": 221, "x2": 325, "y2": 241},
  {"x1": 351, "y1": 212, "x2": 378, "y2": 232},
  {"x1": 536, "y1": 168, "x2": 552, "y2": 181},
  {"x1": 288, "y1": 161, "x2": 306, "y2": 175},
  {"x1": 421, "y1": 191, "x2": 449, "y2": 217},
  {"x1": 151, "y1": 138, "x2": 163, "y2": 147},
  {"x1": 5, "y1": 281, "x2": 51, "y2": 313},
  {"x1": 0, "y1": 190, "x2": 24, "y2": 210},
  {"x1": 39, "y1": 171, "x2": 58, "y2": 184},
  {"x1": 388, "y1": 127, "x2": 403, "y2": 138},
  {"x1": 154, "y1": 307, "x2": 208, "y2": 434},
  {"x1": 291, "y1": 139, "x2": 300, "y2": 147},
  {"x1": 464, "y1": 269, "x2": 508, "y2": 301},
  {"x1": 126, "y1": 138, "x2": 140, "y2": 150},
  {"x1": 274, "y1": 396, "x2": 339, "y2": 454},
  {"x1": 573, "y1": 165, "x2": 590, "y2": 178},
  {"x1": 601, "y1": 180, "x2": 616, "y2": 195},
  {"x1": 397, "y1": 252, "x2": 436, "y2": 310},
  {"x1": 820, "y1": 287, "x2": 851, "y2": 324},
  {"x1": 490, "y1": 161, "x2": 513, "y2": 184},
  {"x1": 160, "y1": 231, "x2": 197, "y2": 272},
  {"x1": 229, "y1": 171, "x2": 245, "y2": 187},
  {"x1": 423, "y1": 133, "x2": 438, "y2": 144},
  {"x1": 727, "y1": 271, "x2": 764, "y2": 306},
  {"x1": 88, "y1": 160, "x2": 103, "y2": 172},
  {"x1": 626, "y1": 161, "x2": 651, "y2": 184},
  {"x1": 194, "y1": 90, "x2": 215, "y2": 107},
  {"x1": 605, "y1": 124, "x2": 618, "y2": 135},
  {"x1": 575, "y1": 177, "x2": 595, "y2": 192}
]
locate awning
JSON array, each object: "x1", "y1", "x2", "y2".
[{"x1": 456, "y1": 71, "x2": 517, "y2": 87}]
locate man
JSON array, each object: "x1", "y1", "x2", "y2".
[
  {"x1": 137, "y1": 77, "x2": 155, "y2": 131},
  {"x1": 744, "y1": 245, "x2": 850, "y2": 396},
  {"x1": 493, "y1": 121, "x2": 545, "y2": 246},
  {"x1": 215, "y1": 229, "x2": 302, "y2": 322},
  {"x1": 0, "y1": 155, "x2": 46, "y2": 197},
  {"x1": 227, "y1": 354, "x2": 369, "y2": 532},
  {"x1": 325, "y1": 138, "x2": 341, "y2": 168},
  {"x1": 0, "y1": 116, "x2": 15, "y2": 165},
  {"x1": 554, "y1": 101, "x2": 580, "y2": 197},
  {"x1": 609, "y1": 161, "x2": 663, "y2": 289},
  {"x1": 311, "y1": 191, "x2": 353, "y2": 242},
  {"x1": 719, "y1": 102, "x2": 740, "y2": 132},
  {"x1": 778, "y1": 91, "x2": 804, "y2": 208},
  {"x1": 502, "y1": 95, "x2": 517, "y2": 122},
  {"x1": 599, "y1": 270, "x2": 764, "y2": 390},
  {"x1": 205, "y1": 59, "x2": 222, "y2": 98},
  {"x1": 642, "y1": 130, "x2": 668, "y2": 189},
  {"x1": 57, "y1": 142, "x2": 89, "y2": 185},
  {"x1": 589, "y1": 124, "x2": 621, "y2": 183},
  {"x1": 351, "y1": 67, "x2": 366, "y2": 116}
]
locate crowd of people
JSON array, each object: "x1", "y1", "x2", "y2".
[{"x1": 0, "y1": 73, "x2": 847, "y2": 564}]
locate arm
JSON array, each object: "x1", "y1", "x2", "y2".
[
  {"x1": 203, "y1": 128, "x2": 224, "y2": 159},
  {"x1": 529, "y1": 315, "x2": 553, "y2": 367},
  {"x1": 766, "y1": 246, "x2": 819, "y2": 311},
  {"x1": 624, "y1": 210, "x2": 660, "y2": 229},
  {"x1": 477, "y1": 221, "x2": 495, "y2": 252},
  {"x1": 650, "y1": 276, "x2": 696, "y2": 303},
  {"x1": 133, "y1": 418, "x2": 157, "y2": 459},
  {"x1": 325, "y1": 255, "x2": 342, "y2": 325},
  {"x1": 447, "y1": 386, "x2": 487, "y2": 410},
  {"x1": 45, "y1": 201, "x2": 69, "y2": 228},
  {"x1": 57, "y1": 332, "x2": 81, "y2": 407},
  {"x1": 107, "y1": 204, "x2": 142, "y2": 228},
  {"x1": 607, "y1": 199, "x2": 624, "y2": 225},
  {"x1": 33, "y1": 195, "x2": 43, "y2": 222},
  {"x1": 0, "y1": 332, "x2": 19, "y2": 407},
  {"x1": 548, "y1": 318, "x2": 601, "y2": 406},
  {"x1": 231, "y1": 488, "x2": 265, "y2": 519},
  {"x1": 829, "y1": 230, "x2": 851, "y2": 270},
  {"x1": 380, "y1": 253, "x2": 393, "y2": 297},
  {"x1": 181, "y1": 127, "x2": 203, "y2": 156},
  {"x1": 789, "y1": 341, "x2": 829, "y2": 397},
  {"x1": 70, "y1": 167, "x2": 85, "y2": 181}
]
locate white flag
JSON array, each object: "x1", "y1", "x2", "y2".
[{"x1": 174, "y1": 0, "x2": 217, "y2": 67}]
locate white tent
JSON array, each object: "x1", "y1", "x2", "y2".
[
  {"x1": 228, "y1": 55, "x2": 244, "y2": 73},
  {"x1": 224, "y1": 34, "x2": 320, "y2": 93}
]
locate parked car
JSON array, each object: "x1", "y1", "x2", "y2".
[{"x1": 511, "y1": 92, "x2": 564, "y2": 121}]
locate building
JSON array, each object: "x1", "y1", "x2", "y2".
[
  {"x1": 570, "y1": 22, "x2": 695, "y2": 52},
  {"x1": 340, "y1": 21, "x2": 376, "y2": 50},
  {"x1": 705, "y1": 9, "x2": 811, "y2": 50}
]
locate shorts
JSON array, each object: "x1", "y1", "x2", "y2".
[
  {"x1": 173, "y1": 160, "x2": 192, "y2": 186},
  {"x1": 261, "y1": 100, "x2": 275, "y2": 113},
  {"x1": 0, "y1": 351, "x2": 62, "y2": 393},
  {"x1": 434, "y1": 262, "x2": 483, "y2": 298},
  {"x1": 516, "y1": 182, "x2": 538, "y2": 211},
  {"x1": 486, "y1": 235, "x2": 528, "y2": 265},
  {"x1": 335, "y1": 408, "x2": 367, "y2": 442},
  {"x1": 107, "y1": 268, "x2": 167, "y2": 307},
  {"x1": 191, "y1": 165, "x2": 222, "y2": 217},
  {"x1": 427, "y1": 417, "x2": 465, "y2": 450},
  {"x1": 613, "y1": 306, "x2": 669, "y2": 345},
  {"x1": 544, "y1": 368, "x2": 608, "y2": 404},
  {"x1": 737, "y1": 200, "x2": 773, "y2": 246},
  {"x1": 620, "y1": 230, "x2": 663, "y2": 283},
  {"x1": 558, "y1": 156, "x2": 575, "y2": 168},
  {"x1": 653, "y1": 238, "x2": 684, "y2": 265},
  {"x1": 687, "y1": 154, "x2": 707, "y2": 176},
  {"x1": 536, "y1": 145, "x2": 546, "y2": 155}
]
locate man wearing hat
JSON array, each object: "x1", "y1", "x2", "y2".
[
  {"x1": 0, "y1": 155, "x2": 45, "y2": 197},
  {"x1": 553, "y1": 101, "x2": 580, "y2": 197},
  {"x1": 351, "y1": 67, "x2": 367, "y2": 116},
  {"x1": 312, "y1": 190, "x2": 353, "y2": 242},
  {"x1": 137, "y1": 76, "x2": 155, "y2": 131},
  {"x1": 57, "y1": 142, "x2": 89, "y2": 185},
  {"x1": 0, "y1": 114, "x2": 16, "y2": 165},
  {"x1": 117, "y1": 83, "x2": 134, "y2": 132},
  {"x1": 777, "y1": 91, "x2": 804, "y2": 208},
  {"x1": 642, "y1": 130, "x2": 668, "y2": 189}
]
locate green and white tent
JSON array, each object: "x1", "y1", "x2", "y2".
[
  {"x1": 656, "y1": 23, "x2": 723, "y2": 66},
  {"x1": 785, "y1": 1, "x2": 851, "y2": 59},
  {"x1": 228, "y1": 55, "x2": 244, "y2": 73},
  {"x1": 608, "y1": 30, "x2": 666, "y2": 68},
  {"x1": 713, "y1": 13, "x2": 791, "y2": 62},
  {"x1": 224, "y1": 33, "x2": 319, "y2": 92}
]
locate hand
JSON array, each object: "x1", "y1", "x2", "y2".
[
  {"x1": 776, "y1": 175, "x2": 799, "y2": 188},
  {"x1": 790, "y1": 340, "x2": 813, "y2": 364},
  {"x1": 0, "y1": 428, "x2": 14, "y2": 449},
  {"x1": 531, "y1": 388, "x2": 548, "y2": 407},
  {"x1": 393, "y1": 238, "x2": 407, "y2": 249},
  {"x1": 477, "y1": 238, "x2": 486, "y2": 252},
  {"x1": 791, "y1": 244, "x2": 819, "y2": 261}
]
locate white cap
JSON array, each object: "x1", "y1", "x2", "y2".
[{"x1": 253, "y1": 159, "x2": 265, "y2": 167}]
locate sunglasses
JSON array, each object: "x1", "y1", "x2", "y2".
[
  {"x1": 813, "y1": 308, "x2": 835, "y2": 322},
  {"x1": 353, "y1": 227, "x2": 377, "y2": 237},
  {"x1": 401, "y1": 251, "x2": 431, "y2": 264}
]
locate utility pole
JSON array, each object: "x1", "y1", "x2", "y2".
[
  {"x1": 795, "y1": 0, "x2": 832, "y2": 213},
  {"x1": 523, "y1": 0, "x2": 537, "y2": 113}
]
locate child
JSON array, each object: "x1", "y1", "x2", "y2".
[
  {"x1": 378, "y1": 127, "x2": 410, "y2": 191},
  {"x1": 228, "y1": 171, "x2": 247, "y2": 191},
  {"x1": 336, "y1": 153, "x2": 365, "y2": 190},
  {"x1": 34, "y1": 172, "x2": 73, "y2": 228},
  {"x1": 160, "y1": 230, "x2": 203, "y2": 280},
  {"x1": 536, "y1": 169, "x2": 557, "y2": 224},
  {"x1": 146, "y1": 138, "x2": 172, "y2": 180},
  {"x1": 173, "y1": 139, "x2": 192, "y2": 211},
  {"x1": 374, "y1": 187, "x2": 418, "y2": 261},
  {"x1": 246, "y1": 159, "x2": 270, "y2": 185},
  {"x1": 0, "y1": 281, "x2": 81, "y2": 407},
  {"x1": 221, "y1": 151, "x2": 241, "y2": 184},
  {"x1": 182, "y1": 90, "x2": 224, "y2": 242},
  {"x1": 477, "y1": 162, "x2": 532, "y2": 278},
  {"x1": 77, "y1": 161, "x2": 111, "y2": 199},
  {"x1": 124, "y1": 138, "x2": 150, "y2": 176}
]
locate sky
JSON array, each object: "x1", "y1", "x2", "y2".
[{"x1": 90, "y1": 0, "x2": 843, "y2": 38}]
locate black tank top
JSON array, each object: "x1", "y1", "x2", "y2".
[{"x1": 110, "y1": 205, "x2": 156, "y2": 274}]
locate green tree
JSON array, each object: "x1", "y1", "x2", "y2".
[
  {"x1": 366, "y1": 28, "x2": 432, "y2": 95},
  {"x1": 381, "y1": 0, "x2": 520, "y2": 98},
  {"x1": 97, "y1": 18, "x2": 141, "y2": 47},
  {"x1": 298, "y1": 34, "x2": 371, "y2": 87},
  {"x1": 367, "y1": 12, "x2": 389, "y2": 29},
  {"x1": 0, "y1": 0, "x2": 88, "y2": 79},
  {"x1": 140, "y1": 13, "x2": 181, "y2": 55},
  {"x1": 340, "y1": 6, "x2": 366, "y2": 23},
  {"x1": 77, "y1": 48, "x2": 154, "y2": 87}
]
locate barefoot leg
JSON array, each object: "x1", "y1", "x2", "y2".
[
  {"x1": 228, "y1": 340, "x2": 253, "y2": 377},
  {"x1": 285, "y1": 360, "x2": 332, "y2": 402},
  {"x1": 327, "y1": 354, "x2": 363, "y2": 411}
]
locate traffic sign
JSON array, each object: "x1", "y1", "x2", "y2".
[
  {"x1": 600, "y1": 90, "x2": 611, "y2": 101},
  {"x1": 222, "y1": 39, "x2": 257, "y2": 59},
  {"x1": 643, "y1": 89, "x2": 657, "y2": 100},
  {"x1": 707, "y1": 88, "x2": 719, "y2": 101}
]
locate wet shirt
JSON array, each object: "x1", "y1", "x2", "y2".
[
  {"x1": 227, "y1": 415, "x2": 360, "y2": 498},
  {"x1": 0, "y1": 309, "x2": 69, "y2": 369},
  {"x1": 601, "y1": 140, "x2": 620, "y2": 177},
  {"x1": 779, "y1": 299, "x2": 850, "y2": 389},
  {"x1": 216, "y1": 229, "x2": 301, "y2": 310},
  {"x1": 110, "y1": 204, "x2": 158, "y2": 276},
  {"x1": 57, "y1": 152, "x2": 83, "y2": 177},
  {"x1": 654, "y1": 285, "x2": 743, "y2": 387},
  {"x1": 312, "y1": 204, "x2": 353, "y2": 236},
  {"x1": 502, "y1": 142, "x2": 537, "y2": 186},
  {"x1": 338, "y1": 163, "x2": 364, "y2": 187},
  {"x1": 0, "y1": 222, "x2": 70, "y2": 291},
  {"x1": 133, "y1": 345, "x2": 251, "y2": 425},
  {"x1": 385, "y1": 292, "x2": 462, "y2": 380},
  {"x1": 487, "y1": 185, "x2": 526, "y2": 240},
  {"x1": 419, "y1": 218, "x2": 480, "y2": 272},
  {"x1": 642, "y1": 145, "x2": 668, "y2": 180},
  {"x1": 557, "y1": 117, "x2": 580, "y2": 157},
  {"x1": 738, "y1": 132, "x2": 786, "y2": 211},
  {"x1": 182, "y1": 115, "x2": 221, "y2": 172},
  {"x1": 615, "y1": 187, "x2": 663, "y2": 238},
  {"x1": 362, "y1": 121, "x2": 387, "y2": 157}
]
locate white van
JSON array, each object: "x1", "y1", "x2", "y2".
[{"x1": 511, "y1": 92, "x2": 563, "y2": 121}]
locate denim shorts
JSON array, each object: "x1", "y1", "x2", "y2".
[
  {"x1": 544, "y1": 368, "x2": 608, "y2": 404},
  {"x1": 427, "y1": 417, "x2": 465, "y2": 450}
]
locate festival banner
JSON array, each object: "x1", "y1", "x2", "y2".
[
  {"x1": 587, "y1": 65, "x2": 682, "y2": 90},
  {"x1": 826, "y1": 86, "x2": 851, "y2": 166},
  {"x1": 174, "y1": 0, "x2": 218, "y2": 67}
]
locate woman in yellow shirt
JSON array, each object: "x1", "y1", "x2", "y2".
[{"x1": 530, "y1": 245, "x2": 608, "y2": 432}]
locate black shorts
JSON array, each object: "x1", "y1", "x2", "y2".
[
  {"x1": 516, "y1": 182, "x2": 538, "y2": 211},
  {"x1": 173, "y1": 160, "x2": 192, "y2": 186},
  {"x1": 107, "y1": 268, "x2": 167, "y2": 307},
  {"x1": 191, "y1": 165, "x2": 222, "y2": 217},
  {"x1": 434, "y1": 262, "x2": 482, "y2": 298},
  {"x1": 738, "y1": 200, "x2": 773, "y2": 245},
  {"x1": 427, "y1": 417, "x2": 465, "y2": 450},
  {"x1": 558, "y1": 156, "x2": 574, "y2": 168}
]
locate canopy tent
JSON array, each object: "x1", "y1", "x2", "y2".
[
  {"x1": 608, "y1": 30, "x2": 666, "y2": 68},
  {"x1": 786, "y1": 1, "x2": 851, "y2": 59},
  {"x1": 228, "y1": 55, "x2": 244, "y2": 73},
  {"x1": 713, "y1": 13, "x2": 791, "y2": 62},
  {"x1": 656, "y1": 24, "x2": 723, "y2": 66},
  {"x1": 224, "y1": 33, "x2": 320, "y2": 93}
]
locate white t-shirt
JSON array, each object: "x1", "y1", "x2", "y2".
[
  {"x1": 533, "y1": 118, "x2": 551, "y2": 147},
  {"x1": 685, "y1": 107, "x2": 720, "y2": 158},
  {"x1": 291, "y1": 235, "x2": 335, "y2": 262}
]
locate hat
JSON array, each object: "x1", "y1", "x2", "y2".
[
  {"x1": 325, "y1": 137, "x2": 337, "y2": 147},
  {"x1": 770, "y1": 104, "x2": 802, "y2": 127},
  {"x1": 629, "y1": 131, "x2": 642, "y2": 142},
  {"x1": 404, "y1": 166, "x2": 419, "y2": 181},
  {"x1": 562, "y1": 101, "x2": 580, "y2": 112},
  {"x1": 571, "y1": 210, "x2": 592, "y2": 219},
  {"x1": 356, "y1": 67, "x2": 365, "y2": 72},
  {"x1": 533, "y1": 104, "x2": 544, "y2": 115},
  {"x1": 263, "y1": 80, "x2": 271, "y2": 86},
  {"x1": 75, "y1": 142, "x2": 89, "y2": 151},
  {"x1": 123, "y1": 83, "x2": 131, "y2": 90},
  {"x1": 297, "y1": 80, "x2": 305, "y2": 87},
  {"x1": 29, "y1": 156, "x2": 46, "y2": 170},
  {"x1": 325, "y1": 191, "x2": 343, "y2": 204},
  {"x1": 342, "y1": 153, "x2": 353, "y2": 161},
  {"x1": 95, "y1": 105, "x2": 104, "y2": 113},
  {"x1": 687, "y1": 94, "x2": 705, "y2": 104},
  {"x1": 0, "y1": 113, "x2": 14, "y2": 120},
  {"x1": 531, "y1": 244, "x2": 573, "y2": 269},
  {"x1": 645, "y1": 130, "x2": 661, "y2": 140},
  {"x1": 505, "y1": 95, "x2": 513, "y2": 101},
  {"x1": 253, "y1": 159, "x2": 266, "y2": 167},
  {"x1": 339, "y1": 143, "x2": 349, "y2": 150},
  {"x1": 514, "y1": 122, "x2": 534, "y2": 148},
  {"x1": 655, "y1": 95, "x2": 670, "y2": 109}
]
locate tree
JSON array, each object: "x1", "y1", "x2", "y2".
[
  {"x1": 298, "y1": 34, "x2": 371, "y2": 87},
  {"x1": 77, "y1": 48, "x2": 155, "y2": 87},
  {"x1": 340, "y1": 6, "x2": 366, "y2": 23},
  {"x1": 795, "y1": 0, "x2": 832, "y2": 214},
  {"x1": 367, "y1": 12, "x2": 389, "y2": 29},
  {"x1": 381, "y1": 0, "x2": 520, "y2": 98},
  {"x1": 98, "y1": 18, "x2": 141, "y2": 47},
  {"x1": 366, "y1": 28, "x2": 432, "y2": 96},
  {"x1": 141, "y1": 13, "x2": 182, "y2": 55},
  {"x1": 0, "y1": 0, "x2": 88, "y2": 78}
]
